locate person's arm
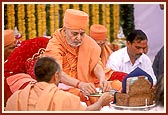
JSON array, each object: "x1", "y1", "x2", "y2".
[
  {"x1": 85, "y1": 92, "x2": 113, "y2": 111},
  {"x1": 85, "y1": 100, "x2": 102, "y2": 111},
  {"x1": 60, "y1": 71, "x2": 97, "y2": 95},
  {"x1": 94, "y1": 61, "x2": 106, "y2": 82},
  {"x1": 60, "y1": 71, "x2": 80, "y2": 88},
  {"x1": 94, "y1": 62, "x2": 111, "y2": 92}
]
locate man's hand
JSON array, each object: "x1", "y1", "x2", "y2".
[
  {"x1": 99, "y1": 80, "x2": 112, "y2": 92},
  {"x1": 93, "y1": 62, "x2": 111, "y2": 92},
  {"x1": 78, "y1": 82, "x2": 97, "y2": 95},
  {"x1": 98, "y1": 92, "x2": 113, "y2": 106}
]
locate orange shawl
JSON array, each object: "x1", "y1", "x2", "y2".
[
  {"x1": 44, "y1": 29, "x2": 101, "y2": 105},
  {"x1": 45, "y1": 28, "x2": 101, "y2": 83},
  {"x1": 101, "y1": 43, "x2": 113, "y2": 67},
  {"x1": 5, "y1": 82, "x2": 86, "y2": 111}
]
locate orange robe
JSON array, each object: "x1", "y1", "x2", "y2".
[
  {"x1": 100, "y1": 43, "x2": 127, "y2": 88},
  {"x1": 5, "y1": 82, "x2": 86, "y2": 111},
  {"x1": 100, "y1": 43, "x2": 115, "y2": 81},
  {"x1": 45, "y1": 28, "x2": 101, "y2": 105},
  {"x1": 101, "y1": 43, "x2": 113, "y2": 67}
]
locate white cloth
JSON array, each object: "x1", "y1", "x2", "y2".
[
  {"x1": 106, "y1": 47, "x2": 157, "y2": 85},
  {"x1": 101, "y1": 105, "x2": 165, "y2": 112},
  {"x1": 58, "y1": 83, "x2": 74, "y2": 90}
]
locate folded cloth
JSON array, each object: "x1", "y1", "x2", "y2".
[
  {"x1": 7, "y1": 73, "x2": 37, "y2": 93},
  {"x1": 121, "y1": 67, "x2": 153, "y2": 93},
  {"x1": 109, "y1": 71, "x2": 128, "y2": 82},
  {"x1": 58, "y1": 83, "x2": 74, "y2": 90}
]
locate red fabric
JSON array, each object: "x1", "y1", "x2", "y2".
[
  {"x1": 25, "y1": 58, "x2": 38, "y2": 79},
  {"x1": 4, "y1": 37, "x2": 49, "y2": 103},
  {"x1": 109, "y1": 71, "x2": 128, "y2": 82},
  {"x1": 25, "y1": 48, "x2": 46, "y2": 79}
]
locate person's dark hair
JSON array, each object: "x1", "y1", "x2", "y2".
[
  {"x1": 155, "y1": 73, "x2": 164, "y2": 107},
  {"x1": 126, "y1": 30, "x2": 148, "y2": 44},
  {"x1": 34, "y1": 56, "x2": 61, "y2": 82}
]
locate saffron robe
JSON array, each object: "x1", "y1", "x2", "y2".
[
  {"x1": 45, "y1": 28, "x2": 101, "y2": 105},
  {"x1": 5, "y1": 82, "x2": 86, "y2": 111},
  {"x1": 4, "y1": 37, "x2": 49, "y2": 103},
  {"x1": 101, "y1": 43, "x2": 113, "y2": 67}
]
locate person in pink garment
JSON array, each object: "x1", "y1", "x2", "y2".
[{"x1": 5, "y1": 56, "x2": 113, "y2": 111}]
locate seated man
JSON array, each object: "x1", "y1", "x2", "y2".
[
  {"x1": 89, "y1": 24, "x2": 113, "y2": 67},
  {"x1": 106, "y1": 29, "x2": 157, "y2": 86},
  {"x1": 4, "y1": 37, "x2": 49, "y2": 103},
  {"x1": 89, "y1": 24, "x2": 127, "y2": 90},
  {"x1": 44, "y1": 9, "x2": 112, "y2": 105},
  {"x1": 5, "y1": 57, "x2": 113, "y2": 111}
]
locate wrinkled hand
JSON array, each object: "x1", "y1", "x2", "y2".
[
  {"x1": 98, "y1": 92, "x2": 113, "y2": 106},
  {"x1": 78, "y1": 82, "x2": 97, "y2": 95},
  {"x1": 99, "y1": 80, "x2": 111, "y2": 92}
]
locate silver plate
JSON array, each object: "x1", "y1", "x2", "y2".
[
  {"x1": 89, "y1": 88, "x2": 118, "y2": 97},
  {"x1": 110, "y1": 103, "x2": 156, "y2": 111},
  {"x1": 88, "y1": 93, "x2": 102, "y2": 97},
  {"x1": 89, "y1": 88, "x2": 102, "y2": 96}
]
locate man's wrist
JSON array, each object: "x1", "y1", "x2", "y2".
[
  {"x1": 75, "y1": 80, "x2": 81, "y2": 88},
  {"x1": 100, "y1": 78, "x2": 106, "y2": 82}
]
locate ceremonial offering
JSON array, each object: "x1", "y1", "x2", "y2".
[{"x1": 115, "y1": 76, "x2": 155, "y2": 107}]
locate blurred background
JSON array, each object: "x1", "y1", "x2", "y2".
[{"x1": 3, "y1": 3, "x2": 165, "y2": 62}]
